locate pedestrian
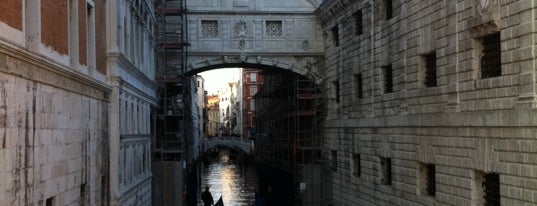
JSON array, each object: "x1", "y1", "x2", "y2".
[{"x1": 201, "y1": 186, "x2": 214, "y2": 206}]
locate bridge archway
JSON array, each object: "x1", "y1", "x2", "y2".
[{"x1": 186, "y1": 56, "x2": 325, "y2": 85}]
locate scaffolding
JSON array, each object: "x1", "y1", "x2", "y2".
[
  {"x1": 153, "y1": 0, "x2": 189, "y2": 161},
  {"x1": 255, "y1": 71, "x2": 324, "y2": 173}
]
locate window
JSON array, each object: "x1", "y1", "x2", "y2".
[
  {"x1": 46, "y1": 196, "x2": 55, "y2": 206},
  {"x1": 382, "y1": 65, "x2": 393, "y2": 93},
  {"x1": 483, "y1": 173, "x2": 500, "y2": 206},
  {"x1": 332, "y1": 81, "x2": 340, "y2": 103},
  {"x1": 250, "y1": 86, "x2": 257, "y2": 96},
  {"x1": 201, "y1": 20, "x2": 218, "y2": 37},
  {"x1": 266, "y1": 21, "x2": 283, "y2": 37},
  {"x1": 354, "y1": 10, "x2": 363, "y2": 35},
  {"x1": 80, "y1": 183, "x2": 87, "y2": 206},
  {"x1": 331, "y1": 25, "x2": 339, "y2": 47},
  {"x1": 480, "y1": 32, "x2": 501, "y2": 78},
  {"x1": 383, "y1": 0, "x2": 393, "y2": 20},
  {"x1": 352, "y1": 153, "x2": 361, "y2": 177},
  {"x1": 423, "y1": 52, "x2": 437, "y2": 87},
  {"x1": 331, "y1": 150, "x2": 338, "y2": 171},
  {"x1": 380, "y1": 157, "x2": 391, "y2": 185},
  {"x1": 250, "y1": 100, "x2": 255, "y2": 111},
  {"x1": 250, "y1": 73, "x2": 257, "y2": 82},
  {"x1": 418, "y1": 163, "x2": 435, "y2": 196},
  {"x1": 354, "y1": 74, "x2": 363, "y2": 99}
]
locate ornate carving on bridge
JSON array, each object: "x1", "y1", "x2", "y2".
[
  {"x1": 239, "y1": 39, "x2": 245, "y2": 50},
  {"x1": 236, "y1": 21, "x2": 247, "y2": 37},
  {"x1": 302, "y1": 40, "x2": 310, "y2": 51}
]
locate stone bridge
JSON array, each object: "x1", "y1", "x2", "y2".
[
  {"x1": 185, "y1": 0, "x2": 325, "y2": 83},
  {"x1": 200, "y1": 137, "x2": 254, "y2": 155}
]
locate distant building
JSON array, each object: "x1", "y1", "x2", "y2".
[
  {"x1": 242, "y1": 69, "x2": 264, "y2": 138},
  {"x1": 206, "y1": 95, "x2": 220, "y2": 137}
]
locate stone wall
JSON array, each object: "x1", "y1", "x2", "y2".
[
  {"x1": 318, "y1": 0, "x2": 537, "y2": 205},
  {"x1": 0, "y1": 44, "x2": 109, "y2": 206}
]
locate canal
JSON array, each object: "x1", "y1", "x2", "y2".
[{"x1": 197, "y1": 149, "x2": 258, "y2": 206}]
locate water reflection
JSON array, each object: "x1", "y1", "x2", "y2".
[{"x1": 198, "y1": 151, "x2": 258, "y2": 206}]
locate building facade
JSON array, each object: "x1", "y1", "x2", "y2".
[
  {"x1": 318, "y1": 0, "x2": 537, "y2": 205},
  {"x1": 242, "y1": 69, "x2": 263, "y2": 138},
  {"x1": 206, "y1": 95, "x2": 220, "y2": 137},
  {"x1": 0, "y1": 0, "x2": 109, "y2": 205}
]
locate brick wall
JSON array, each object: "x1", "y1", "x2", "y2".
[
  {"x1": 41, "y1": 0, "x2": 68, "y2": 55},
  {"x1": 78, "y1": 0, "x2": 87, "y2": 66},
  {"x1": 0, "y1": 0, "x2": 22, "y2": 30},
  {"x1": 95, "y1": 0, "x2": 107, "y2": 74}
]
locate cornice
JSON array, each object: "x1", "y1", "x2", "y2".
[
  {"x1": 107, "y1": 52, "x2": 158, "y2": 91},
  {"x1": 0, "y1": 39, "x2": 111, "y2": 101}
]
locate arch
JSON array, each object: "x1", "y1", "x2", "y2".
[{"x1": 186, "y1": 55, "x2": 325, "y2": 85}]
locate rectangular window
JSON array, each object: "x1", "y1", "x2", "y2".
[
  {"x1": 483, "y1": 173, "x2": 500, "y2": 206},
  {"x1": 380, "y1": 157, "x2": 392, "y2": 185},
  {"x1": 384, "y1": 0, "x2": 393, "y2": 20},
  {"x1": 80, "y1": 183, "x2": 87, "y2": 206},
  {"x1": 332, "y1": 81, "x2": 340, "y2": 103},
  {"x1": 418, "y1": 163, "x2": 435, "y2": 196},
  {"x1": 331, "y1": 150, "x2": 338, "y2": 171},
  {"x1": 382, "y1": 65, "x2": 393, "y2": 93},
  {"x1": 354, "y1": 10, "x2": 363, "y2": 35},
  {"x1": 331, "y1": 25, "x2": 339, "y2": 47},
  {"x1": 354, "y1": 74, "x2": 363, "y2": 99},
  {"x1": 266, "y1": 21, "x2": 283, "y2": 37},
  {"x1": 201, "y1": 20, "x2": 218, "y2": 37},
  {"x1": 250, "y1": 86, "x2": 257, "y2": 96},
  {"x1": 424, "y1": 52, "x2": 437, "y2": 87},
  {"x1": 46, "y1": 196, "x2": 55, "y2": 206},
  {"x1": 480, "y1": 32, "x2": 501, "y2": 78},
  {"x1": 250, "y1": 100, "x2": 255, "y2": 111},
  {"x1": 250, "y1": 73, "x2": 257, "y2": 82},
  {"x1": 352, "y1": 153, "x2": 361, "y2": 177}
]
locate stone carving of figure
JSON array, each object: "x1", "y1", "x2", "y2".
[{"x1": 236, "y1": 21, "x2": 247, "y2": 37}]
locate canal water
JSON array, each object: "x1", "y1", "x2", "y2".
[{"x1": 197, "y1": 150, "x2": 258, "y2": 206}]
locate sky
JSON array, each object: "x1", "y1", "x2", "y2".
[{"x1": 199, "y1": 68, "x2": 240, "y2": 95}]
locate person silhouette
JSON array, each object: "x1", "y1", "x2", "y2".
[{"x1": 201, "y1": 186, "x2": 214, "y2": 206}]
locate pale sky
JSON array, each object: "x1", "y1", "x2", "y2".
[{"x1": 199, "y1": 68, "x2": 240, "y2": 95}]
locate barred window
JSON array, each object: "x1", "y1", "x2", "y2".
[
  {"x1": 354, "y1": 74, "x2": 363, "y2": 99},
  {"x1": 332, "y1": 81, "x2": 340, "y2": 103},
  {"x1": 383, "y1": 0, "x2": 393, "y2": 20},
  {"x1": 265, "y1": 21, "x2": 282, "y2": 37},
  {"x1": 331, "y1": 25, "x2": 339, "y2": 47},
  {"x1": 354, "y1": 10, "x2": 363, "y2": 36},
  {"x1": 380, "y1": 157, "x2": 391, "y2": 185},
  {"x1": 201, "y1": 20, "x2": 218, "y2": 37},
  {"x1": 480, "y1": 32, "x2": 501, "y2": 78},
  {"x1": 331, "y1": 150, "x2": 338, "y2": 171},
  {"x1": 382, "y1": 65, "x2": 393, "y2": 93},
  {"x1": 352, "y1": 153, "x2": 361, "y2": 177},
  {"x1": 423, "y1": 52, "x2": 437, "y2": 87},
  {"x1": 418, "y1": 163, "x2": 436, "y2": 196}
]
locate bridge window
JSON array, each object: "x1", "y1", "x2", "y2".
[
  {"x1": 380, "y1": 157, "x2": 391, "y2": 185},
  {"x1": 479, "y1": 32, "x2": 501, "y2": 79},
  {"x1": 201, "y1": 20, "x2": 218, "y2": 38},
  {"x1": 354, "y1": 10, "x2": 363, "y2": 36},
  {"x1": 422, "y1": 52, "x2": 437, "y2": 87},
  {"x1": 265, "y1": 20, "x2": 282, "y2": 37}
]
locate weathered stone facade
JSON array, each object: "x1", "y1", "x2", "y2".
[
  {"x1": 317, "y1": 0, "x2": 537, "y2": 205},
  {"x1": 0, "y1": 0, "x2": 110, "y2": 205}
]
